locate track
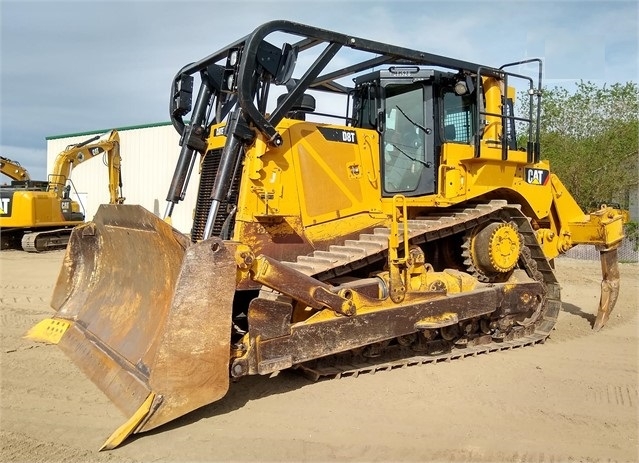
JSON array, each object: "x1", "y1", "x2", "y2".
[
  {"x1": 21, "y1": 228, "x2": 73, "y2": 252},
  {"x1": 273, "y1": 200, "x2": 561, "y2": 380},
  {"x1": 0, "y1": 227, "x2": 73, "y2": 252}
]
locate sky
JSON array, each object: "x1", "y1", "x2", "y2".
[{"x1": 1, "y1": 0, "x2": 637, "y2": 181}]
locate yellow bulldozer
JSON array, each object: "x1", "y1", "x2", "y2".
[
  {"x1": 29, "y1": 21, "x2": 627, "y2": 449},
  {"x1": 0, "y1": 130, "x2": 124, "y2": 251}
]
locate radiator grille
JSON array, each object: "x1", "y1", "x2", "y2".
[{"x1": 191, "y1": 149, "x2": 240, "y2": 242}]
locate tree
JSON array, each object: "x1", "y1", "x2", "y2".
[{"x1": 518, "y1": 81, "x2": 638, "y2": 212}]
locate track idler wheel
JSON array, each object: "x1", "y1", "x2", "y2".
[{"x1": 463, "y1": 221, "x2": 522, "y2": 281}]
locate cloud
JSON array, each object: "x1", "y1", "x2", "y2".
[
  {"x1": 1, "y1": 0, "x2": 637, "y2": 176},
  {"x1": 522, "y1": 2, "x2": 637, "y2": 83}
]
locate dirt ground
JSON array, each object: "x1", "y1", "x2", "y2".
[{"x1": 0, "y1": 250, "x2": 637, "y2": 463}]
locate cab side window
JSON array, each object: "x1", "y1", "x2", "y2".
[{"x1": 442, "y1": 92, "x2": 475, "y2": 144}]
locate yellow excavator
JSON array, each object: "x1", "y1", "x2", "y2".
[
  {"x1": 1, "y1": 156, "x2": 31, "y2": 182},
  {"x1": 0, "y1": 130, "x2": 124, "y2": 251},
  {"x1": 28, "y1": 21, "x2": 627, "y2": 449}
]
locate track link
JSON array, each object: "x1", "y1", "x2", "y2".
[{"x1": 277, "y1": 200, "x2": 560, "y2": 380}]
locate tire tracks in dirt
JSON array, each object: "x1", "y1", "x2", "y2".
[
  {"x1": 0, "y1": 430, "x2": 139, "y2": 463},
  {"x1": 1, "y1": 253, "x2": 637, "y2": 462}
]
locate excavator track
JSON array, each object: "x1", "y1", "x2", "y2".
[
  {"x1": 270, "y1": 200, "x2": 560, "y2": 380},
  {"x1": 21, "y1": 228, "x2": 73, "y2": 252}
]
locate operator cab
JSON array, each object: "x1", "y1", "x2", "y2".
[{"x1": 352, "y1": 67, "x2": 476, "y2": 197}]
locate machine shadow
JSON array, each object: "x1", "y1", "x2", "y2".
[
  {"x1": 561, "y1": 301, "x2": 596, "y2": 326},
  {"x1": 128, "y1": 369, "x2": 318, "y2": 442}
]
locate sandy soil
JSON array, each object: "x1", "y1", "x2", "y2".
[{"x1": 0, "y1": 250, "x2": 637, "y2": 463}]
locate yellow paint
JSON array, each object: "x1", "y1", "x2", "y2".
[
  {"x1": 25, "y1": 318, "x2": 70, "y2": 344},
  {"x1": 0, "y1": 156, "x2": 30, "y2": 181},
  {"x1": 442, "y1": 166, "x2": 466, "y2": 198},
  {"x1": 234, "y1": 121, "x2": 385, "y2": 249},
  {"x1": 488, "y1": 224, "x2": 521, "y2": 272},
  {"x1": 224, "y1": 78, "x2": 625, "y2": 263},
  {"x1": 205, "y1": 122, "x2": 228, "y2": 151},
  {"x1": 534, "y1": 174, "x2": 627, "y2": 259},
  {"x1": 502, "y1": 283, "x2": 517, "y2": 293},
  {"x1": 100, "y1": 392, "x2": 155, "y2": 451},
  {"x1": 415, "y1": 312, "x2": 459, "y2": 329}
]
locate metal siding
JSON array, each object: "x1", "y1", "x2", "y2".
[{"x1": 46, "y1": 126, "x2": 200, "y2": 234}]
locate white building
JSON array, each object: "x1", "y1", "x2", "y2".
[{"x1": 46, "y1": 122, "x2": 200, "y2": 234}]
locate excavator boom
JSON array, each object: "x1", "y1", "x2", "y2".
[
  {"x1": 1, "y1": 156, "x2": 30, "y2": 182},
  {"x1": 48, "y1": 129, "x2": 124, "y2": 204}
]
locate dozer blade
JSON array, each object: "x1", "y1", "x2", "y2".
[
  {"x1": 593, "y1": 247, "x2": 620, "y2": 331},
  {"x1": 27, "y1": 204, "x2": 237, "y2": 449}
]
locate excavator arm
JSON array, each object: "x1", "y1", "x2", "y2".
[
  {"x1": 1, "y1": 156, "x2": 30, "y2": 181},
  {"x1": 536, "y1": 174, "x2": 627, "y2": 330},
  {"x1": 49, "y1": 130, "x2": 125, "y2": 204}
]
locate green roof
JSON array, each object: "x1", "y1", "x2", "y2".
[{"x1": 46, "y1": 121, "x2": 175, "y2": 140}]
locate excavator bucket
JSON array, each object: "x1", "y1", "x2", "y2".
[
  {"x1": 593, "y1": 247, "x2": 620, "y2": 331},
  {"x1": 27, "y1": 204, "x2": 237, "y2": 449}
]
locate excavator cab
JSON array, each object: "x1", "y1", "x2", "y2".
[{"x1": 28, "y1": 20, "x2": 626, "y2": 450}]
